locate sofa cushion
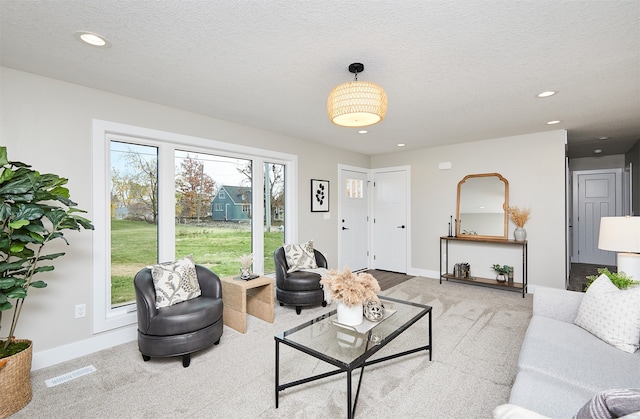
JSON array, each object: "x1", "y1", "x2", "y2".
[
  {"x1": 574, "y1": 274, "x2": 640, "y2": 354},
  {"x1": 284, "y1": 240, "x2": 318, "y2": 273},
  {"x1": 493, "y1": 404, "x2": 551, "y2": 419},
  {"x1": 149, "y1": 255, "x2": 202, "y2": 309},
  {"x1": 518, "y1": 316, "x2": 640, "y2": 393},
  {"x1": 508, "y1": 369, "x2": 594, "y2": 418},
  {"x1": 574, "y1": 388, "x2": 640, "y2": 419},
  {"x1": 533, "y1": 286, "x2": 584, "y2": 323}
]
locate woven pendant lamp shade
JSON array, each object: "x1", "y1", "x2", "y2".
[{"x1": 327, "y1": 63, "x2": 388, "y2": 127}]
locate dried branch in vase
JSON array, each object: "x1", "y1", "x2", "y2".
[
  {"x1": 508, "y1": 206, "x2": 531, "y2": 228},
  {"x1": 238, "y1": 254, "x2": 253, "y2": 269},
  {"x1": 320, "y1": 268, "x2": 381, "y2": 307}
]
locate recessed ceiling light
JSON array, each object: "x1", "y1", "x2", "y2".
[
  {"x1": 594, "y1": 149, "x2": 603, "y2": 154},
  {"x1": 536, "y1": 91, "x2": 557, "y2": 98},
  {"x1": 397, "y1": 143, "x2": 406, "y2": 147},
  {"x1": 74, "y1": 31, "x2": 111, "y2": 47},
  {"x1": 547, "y1": 120, "x2": 561, "y2": 125},
  {"x1": 358, "y1": 130, "x2": 368, "y2": 134},
  {"x1": 599, "y1": 136, "x2": 609, "y2": 140}
]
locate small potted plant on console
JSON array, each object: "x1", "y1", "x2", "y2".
[{"x1": 491, "y1": 264, "x2": 513, "y2": 283}]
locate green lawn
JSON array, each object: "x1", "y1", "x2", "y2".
[{"x1": 111, "y1": 219, "x2": 283, "y2": 305}]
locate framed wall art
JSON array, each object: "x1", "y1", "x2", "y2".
[{"x1": 311, "y1": 179, "x2": 329, "y2": 212}]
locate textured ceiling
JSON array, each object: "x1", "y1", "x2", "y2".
[{"x1": 1, "y1": 0, "x2": 638, "y2": 158}]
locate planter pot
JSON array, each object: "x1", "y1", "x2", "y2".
[
  {"x1": 496, "y1": 274, "x2": 507, "y2": 283},
  {"x1": 336, "y1": 301, "x2": 363, "y2": 326},
  {"x1": 514, "y1": 227, "x2": 527, "y2": 241},
  {"x1": 0, "y1": 339, "x2": 33, "y2": 418},
  {"x1": 239, "y1": 267, "x2": 252, "y2": 279}
]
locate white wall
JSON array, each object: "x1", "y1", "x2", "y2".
[
  {"x1": 569, "y1": 154, "x2": 625, "y2": 171},
  {"x1": 0, "y1": 67, "x2": 368, "y2": 368},
  {"x1": 370, "y1": 131, "x2": 567, "y2": 290}
]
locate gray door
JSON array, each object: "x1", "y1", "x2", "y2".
[{"x1": 573, "y1": 170, "x2": 621, "y2": 265}]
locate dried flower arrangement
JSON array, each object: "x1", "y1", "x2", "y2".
[
  {"x1": 320, "y1": 268, "x2": 381, "y2": 307},
  {"x1": 508, "y1": 206, "x2": 531, "y2": 228},
  {"x1": 238, "y1": 254, "x2": 253, "y2": 269}
]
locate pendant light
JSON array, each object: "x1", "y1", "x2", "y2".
[{"x1": 327, "y1": 63, "x2": 388, "y2": 127}]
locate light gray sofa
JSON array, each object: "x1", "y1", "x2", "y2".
[{"x1": 503, "y1": 286, "x2": 640, "y2": 418}]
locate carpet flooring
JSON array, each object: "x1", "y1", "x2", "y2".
[{"x1": 14, "y1": 275, "x2": 533, "y2": 418}]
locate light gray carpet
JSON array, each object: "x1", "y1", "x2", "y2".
[{"x1": 14, "y1": 277, "x2": 533, "y2": 418}]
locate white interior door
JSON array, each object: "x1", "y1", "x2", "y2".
[
  {"x1": 573, "y1": 169, "x2": 621, "y2": 265},
  {"x1": 338, "y1": 168, "x2": 369, "y2": 271},
  {"x1": 372, "y1": 169, "x2": 408, "y2": 273}
]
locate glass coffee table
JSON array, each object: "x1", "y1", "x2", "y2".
[{"x1": 274, "y1": 296, "x2": 432, "y2": 419}]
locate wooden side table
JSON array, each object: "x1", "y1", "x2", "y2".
[{"x1": 220, "y1": 275, "x2": 275, "y2": 333}]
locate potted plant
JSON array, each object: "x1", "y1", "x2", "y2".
[
  {"x1": 491, "y1": 264, "x2": 513, "y2": 283},
  {"x1": 585, "y1": 267, "x2": 639, "y2": 290},
  {"x1": 507, "y1": 205, "x2": 531, "y2": 241},
  {"x1": 0, "y1": 146, "x2": 94, "y2": 416},
  {"x1": 320, "y1": 268, "x2": 380, "y2": 326}
]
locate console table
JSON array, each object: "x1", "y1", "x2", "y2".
[{"x1": 440, "y1": 236, "x2": 527, "y2": 297}]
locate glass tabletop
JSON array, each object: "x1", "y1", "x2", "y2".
[{"x1": 275, "y1": 296, "x2": 431, "y2": 367}]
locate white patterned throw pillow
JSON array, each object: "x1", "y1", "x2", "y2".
[
  {"x1": 574, "y1": 274, "x2": 640, "y2": 353},
  {"x1": 149, "y1": 255, "x2": 201, "y2": 309},
  {"x1": 284, "y1": 240, "x2": 318, "y2": 273}
]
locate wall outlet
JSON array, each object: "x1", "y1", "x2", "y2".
[{"x1": 75, "y1": 303, "x2": 86, "y2": 319}]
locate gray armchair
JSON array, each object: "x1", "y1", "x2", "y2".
[
  {"x1": 274, "y1": 246, "x2": 328, "y2": 314},
  {"x1": 133, "y1": 264, "x2": 224, "y2": 367}
]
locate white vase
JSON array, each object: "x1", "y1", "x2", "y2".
[
  {"x1": 514, "y1": 227, "x2": 527, "y2": 241},
  {"x1": 336, "y1": 301, "x2": 363, "y2": 326}
]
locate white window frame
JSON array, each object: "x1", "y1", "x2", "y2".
[{"x1": 92, "y1": 119, "x2": 298, "y2": 333}]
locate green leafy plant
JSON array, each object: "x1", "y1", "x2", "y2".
[
  {"x1": 491, "y1": 264, "x2": 513, "y2": 275},
  {"x1": 585, "y1": 267, "x2": 639, "y2": 290},
  {"x1": 0, "y1": 146, "x2": 94, "y2": 355}
]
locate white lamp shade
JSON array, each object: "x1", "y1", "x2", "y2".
[
  {"x1": 598, "y1": 216, "x2": 640, "y2": 253},
  {"x1": 327, "y1": 80, "x2": 388, "y2": 127}
]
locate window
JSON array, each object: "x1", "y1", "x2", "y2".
[
  {"x1": 110, "y1": 142, "x2": 158, "y2": 308},
  {"x1": 263, "y1": 162, "x2": 285, "y2": 273},
  {"x1": 346, "y1": 178, "x2": 364, "y2": 199},
  {"x1": 93, "y1": 120, "x2": 298, "y2": 333},
  {"x1": 175, "y1": 151, "x2": 252, "y2": 273}
]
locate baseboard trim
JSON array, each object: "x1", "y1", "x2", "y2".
[
  {"x1": 32, "y1": 325, "x2": 137, "y2": 371},
  {"x1": 408, "y1": 268, "x2": 440, "y2": 279}
]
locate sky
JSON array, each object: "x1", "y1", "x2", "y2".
[{"x1": 110, "y1": 141, "x2": 248, "y2": 188}]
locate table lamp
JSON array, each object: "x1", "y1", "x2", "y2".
[{"x1": 598, "y1": 216, "x2": 640, "y2": 280}]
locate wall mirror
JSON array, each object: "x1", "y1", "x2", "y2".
[{"x1": 456, "y1": 173, "x2": 509, "y2": 238}]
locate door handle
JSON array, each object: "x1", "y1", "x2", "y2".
[
  {"x1": 342, "y1": 226, "x2": 349, "y2": 230},
  {"x1": 397, "y1": 225, "x2": 405, "y2": 229}
]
